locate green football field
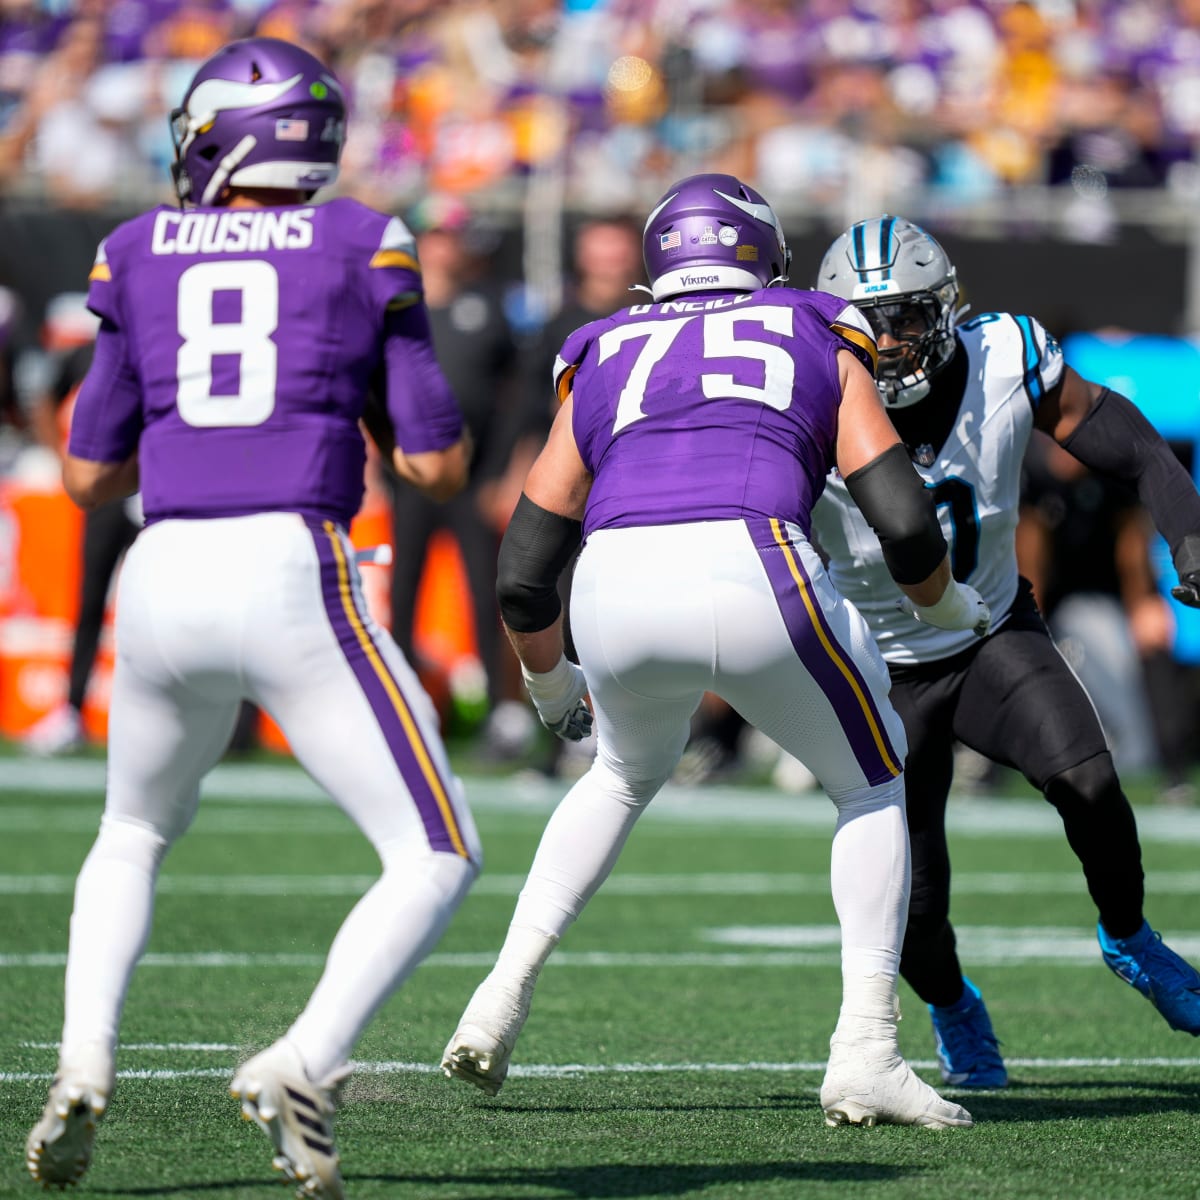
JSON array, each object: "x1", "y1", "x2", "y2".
[{"x1": 2, "y1": 754, "x2": 1200, "y2": 1200}]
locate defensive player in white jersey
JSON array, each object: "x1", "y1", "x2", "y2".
[
  {"x1": 811, "y1": 216, "x2": 1200, "y2": 1089},
  {"x1": 24, "y1": 38, "x2": 482, "y2": 1198},
  {"x1": 439, "y1": 174, "x2": 990, "y2": 1129}
]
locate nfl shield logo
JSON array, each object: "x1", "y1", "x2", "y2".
[{"x1": 914, "y1": 443, "x2": 936, "y2": 467}]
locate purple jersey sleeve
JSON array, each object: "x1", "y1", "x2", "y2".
[
  {"x1": 350, "y1": 206, "x2": 462, "y2": 452},
  {"x1": 382, "y1": 304, "x2": 463, "y2": 452},
  {"x1": 67, "y1": 319, "x2": 143, "y2": 462}
]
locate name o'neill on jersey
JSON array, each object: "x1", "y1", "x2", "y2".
[
  {"x1": 628, "y1": 293, "x2": 757, "y2": 316},
  {"x1": 151, "y1": 208, "x2": 315, "y2": 255}
]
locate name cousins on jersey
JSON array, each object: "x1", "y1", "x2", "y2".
[
  {"x1": 151, "y1": 207, "x2": 315, "y2": 255},
  {"x1": 629, "y1": 292, "x2": 758, "y2": 315}
]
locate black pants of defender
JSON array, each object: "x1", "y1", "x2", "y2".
[
  {"x1": 888, "y1": 578, "x2": 1146, "y2": 1008},
  {"x1": 68, "y1": 499, "x2": 139, "y2": 712}
]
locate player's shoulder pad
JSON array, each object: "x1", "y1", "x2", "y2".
[
  {"x1": 323, "y1": 197, "x2": 423, "y2": 311},
  {"x1": 88, "y1": 207, "x2": 163, "y2": 286},
  {"x1": 551, "y1": 313, "x2": 616, "y2": 405},
  {"x1": 801, "y1": 288, "x2": 879, "y2": 375},
  {"x1": 961, "y1": 309, "x2": 1062, "y2": 365},
  {"x1": 959, "y1": 310, "x2": 1064, "y2": 402}
]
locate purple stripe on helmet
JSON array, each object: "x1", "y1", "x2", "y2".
[
  {"x1": 307, "y1": 519, "x2": 468, "y2": 856},
  {"x1": 749, "y1": 517, "x2": 901, "y2": 785}
]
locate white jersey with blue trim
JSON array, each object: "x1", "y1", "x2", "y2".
[{"x1": 811, "y1": 311, "x2": 1065, "y2": 665}]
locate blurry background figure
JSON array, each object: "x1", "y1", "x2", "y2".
[
  {"x1": 1018, "y1": 434, "x2": 1195, "y2": 803},
  {"x1": 23, "y1": 292, "x2": 139, "y2": 756},
  {"x1": 0, "y1": 283, "x2": 24, "y2": 473},
  {"x1": 493, "y1": 214, "x2": 644, "y2": 778},
  {"x1": 504, "y1": 215, "x2": 647, "y2": 492},
  {"x1": 386, "y1": 193, "x2": 527, "y2": 757}
]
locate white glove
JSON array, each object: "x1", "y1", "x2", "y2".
[
  {"x1": 521, "y1": 656, "x2": 594, "y2": 741},
  {"x1": 899, "y1": 580, "x2": 991, "y2": 638}
]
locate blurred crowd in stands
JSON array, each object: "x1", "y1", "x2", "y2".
[
  {"x1": 0, "y1": 0, "x2": 1198, "y2": 800},
  {"x1": 0, "y1": 0, "x2": 1197, "y2": 223}
]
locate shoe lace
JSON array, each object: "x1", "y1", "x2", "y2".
[{"x1": 1140, "y1": 932, "x2": 1200, "y2": 992}]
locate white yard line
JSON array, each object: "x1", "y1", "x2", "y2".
[
  {"x1": 4, "y1": 757, "x2": 1200, "y2": 842},
  {"x1": 6, "y1": 923, "x2": 1200, "y2": 968},
  {"x1": 5, "y1": 1055, "x2": 1200, "y2": 1084},
  {"x1": 3, "y1": 869, "x2": 1200, "y2": 897}
]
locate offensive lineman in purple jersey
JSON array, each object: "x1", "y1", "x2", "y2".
[
  {"x1": 812, "y1": 217, "x2": 1200, "y2": 1090},
  {"x1": 441, "y1": 174, "x2": 990, "y2": 1129},
  {"x1": 25, "y1": 38, "x2": 481, "y2": 1198}
]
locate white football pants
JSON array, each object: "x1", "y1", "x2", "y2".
[
  {"x1": 59, "y1": 513, "x2": 481, "y2": 1081},
  {"x1": 509, "y1": 518, "x2": 912, "y2": 987}
]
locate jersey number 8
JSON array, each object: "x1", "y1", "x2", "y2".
[{"x1": 176, "y1": 260, "x2": 279, "y2": 428}]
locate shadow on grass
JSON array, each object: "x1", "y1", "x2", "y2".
[
  {"x1": 89, "y1": 1161, "x2": 914, "y2": 1197},
  {"x1": 356, "y1": 1160, "x2": 914, "y2": 1196},
  {"x1": 941, "y1": 1077, "x2": 1200, "y2": 1123}
]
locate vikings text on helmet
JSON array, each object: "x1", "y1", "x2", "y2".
[
  {"x1": 170, "y1": 37, "x2": 346, "y2": 207},
  {"x1": 642, "y1": 174, "x2": 791, "y2": 301},
  {"x1": 816, "y1": 216, "x2": 959, "y2": 409}
]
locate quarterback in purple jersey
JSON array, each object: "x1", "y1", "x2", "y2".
[
  {"x1": 25, "y1": 38, "x2": 481, "y2": 1198},
  {"x1": 441, "y1": 173, "x2": 989, "y2": 1130}
]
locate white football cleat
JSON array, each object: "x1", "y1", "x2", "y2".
[
  {"x1": 25, "y1": 1042, "x2": 114, "y2": 1187},
  {"x1": 441, "y1": 974, "x2": 537, "y2": 1097},
  {"x1": 231, "y1": 1040, "x2": 345, "y2": 1199},
  {"x1": 820, "y1": 1026, "x2": 973, "y2": 1129}
]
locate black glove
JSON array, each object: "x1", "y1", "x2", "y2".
[{"x1": 1172, "y1": 572, "x2": 1200, "y2": 608}]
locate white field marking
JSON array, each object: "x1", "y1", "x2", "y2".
[
  {"x1": 702, "y1": 924, "x2": 1200, "y2": 963},
  {"x1": 7, "y1": 868, "x2": 1200, "y2": 897},
  {"x1": 3, "y1": 869, "x2": 1200, "y2": 898},
  {"x1": 7, "y1": 1056, "x2": 1200, "y2": 1085},
  {"x1": 5, "y1": 757, "x2": 1200, "y2": 843},
  {"x1": 7, "y1": 924, "x2": 1200, "y2": 970},
  {"x1": 22, "y1": 1042, "x2": 240, "y2": 1051}
]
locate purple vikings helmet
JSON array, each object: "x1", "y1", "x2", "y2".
[
  {"x1": 642, "y1": 174, "x2": 791, "y2": 301},
  {"x1": 170, "y1": 37, "x2": 346, "y2": 206}
]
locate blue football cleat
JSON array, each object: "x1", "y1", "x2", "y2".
[
  {"x1": 1098, "y1": 920, "x2": 1200, "y2": 1035},
  {"x1": 929, "y1": 977, "x2": 1008, "y2": 1088}
]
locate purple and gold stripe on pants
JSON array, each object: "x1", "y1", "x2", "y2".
[
  {"x1": 312, "y1": 520, "x2": 471, "y2": 859},
  {"x1": 752, "y1": 517, "x2": 902, "y2": 785}
]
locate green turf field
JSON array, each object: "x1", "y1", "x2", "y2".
[{"x1": 3, "y1": 755, "x2": 1200, "y2": 1199}]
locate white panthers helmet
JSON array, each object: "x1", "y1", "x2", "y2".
[{"x1": 816, "y1": 216, "x2": 959, "y2": 409}]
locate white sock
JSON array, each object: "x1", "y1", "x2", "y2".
[
  {"x1": 60, "y1": 818, "x2": 169, "y2": 1063},
  {"x1": 287, "y1": 850, "x2": 475, "y2": 1082},
  {"x1": 509, "y1": 761, "x2": 654, "y2": 937},
  {"x1": 485, "y1": 925, "x2": 558, "y2": 991},
  {"x1": 828, "y1": 776, "x2": 909, "y2": 1023}
]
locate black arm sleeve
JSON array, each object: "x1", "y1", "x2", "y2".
[
  {"x1": 496, "y1": 492, "x2": 583, "y2": 633},
  {"x1": 1063, "y1": 387, "x2": 1200, "y2": 577},
  {"x1": 843, "y1": 442, "x2": 947, "y2": 584}
]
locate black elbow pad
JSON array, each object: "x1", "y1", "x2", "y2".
[
  {"x1": 844, "y1": 443, "x2": 947, "y2": 584},
  {"x1": 1063, "y1": 387, "x2": 1200, "y2": 571},
  {"x1": 496, "y1": 493, "x2": 582, "y2": 633}
]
